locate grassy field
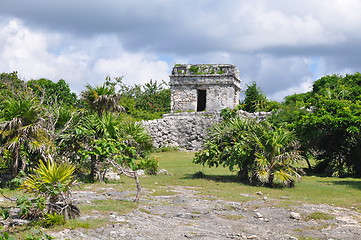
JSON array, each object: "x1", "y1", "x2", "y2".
[
  {"x1": 82, "y1": 151, "x2": 361, "y2": 210},
  {"x1": 141, "y1": 151, "x2": 361, "y2": 209}
]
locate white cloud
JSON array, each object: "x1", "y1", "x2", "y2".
[
  {"x1": 269, "y1": 77, "x2": 313, "y2": 102},
  {"x1": 0, "y1": 18, "x2": 170, "y2": 93},
  {"x1": 1, "y1": 0, "x2": 361, "y2": 100},
  {"x1": 93, "y1": 53, "x2": 170, "y2": 85}
]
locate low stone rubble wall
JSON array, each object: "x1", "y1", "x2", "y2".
[
  {"x1": 141, "y1": 110, "x2": 272, "y2": 151},
  {"x1": 142, "y1": 111, "x2": 221, "y2": 151}
]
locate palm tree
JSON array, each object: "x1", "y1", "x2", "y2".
[
  {"x1": 81, "y1": 83, "x2": 124, "y2": 116},
  {"x1": 251, "y1": 121, "x2": 304, "y2": 187},
  {"x1": 0, "y1": 97, "x2": 53, "y2": 177},
  {"x1": 194, "y1": 117, "x2": 304, "y2": 187}
]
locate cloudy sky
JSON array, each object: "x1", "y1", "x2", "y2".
[{"x1": 1, "y1": 0, "x2": 360, "y2": 101}]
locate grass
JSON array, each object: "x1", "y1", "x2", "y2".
[
  {"x1": 306, "y1": 212, "x2": 335, "y2": 221},
  {"x1": 145, "y1": 151, "x2": 361, "y2": 209},
  {"x1": 82, "y1": 150, "x2": 361, "y2": 209},
  {"x1": 79, "y1": 199, "x2": 137, "y2": 215},
  {"x1": 218, "y1": 214, "x2": 244, "y2": 221}
]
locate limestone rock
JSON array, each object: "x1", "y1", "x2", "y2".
[{"x1": 290, "y1": 211, "x2": 301, "y2": 220}]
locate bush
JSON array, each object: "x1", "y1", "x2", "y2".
[
  {"x1": 135, "y1": 157, "x2": 159, "y2": 175},
  {"x1": 16, "y1": 195, "x2": 45, "y2": 220}
]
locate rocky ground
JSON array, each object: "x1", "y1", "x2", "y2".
[{"x1": 48, "y1": 185, "x2": 361, "y2": 240}]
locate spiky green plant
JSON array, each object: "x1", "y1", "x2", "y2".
[{"x1": 21, "y1": 160, "x2": 79, "y2": 219}]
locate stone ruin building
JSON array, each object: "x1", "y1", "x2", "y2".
[
  {"x1": 142, "y1": 64, "x2": 243, "y2": 151},
  {"x1": 169, "y1": 64, "x2": 241, "y2": 112},
  {"x1": 142, "y1": 64, "x2": 269, "y2": 151},
  {"x1": 142, "y1": 64, "x2": 271, "y2": 150}
]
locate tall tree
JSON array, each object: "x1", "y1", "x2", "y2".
[
  {"x1": 81, "y1": 80, "x2": 123, "y2": 116},
  {"x1": 0, "y1": 72, "x2": 27, "y2": 104},
  {"x1": 274, "y1": 73, "x2": 361, "y2": 177},
  {"x1": 0, "y1": 97, "x2": 53, "y2": 177},
  {"x1": 27, "y1": 78, "x2": 78, "y2": 106},
  {"x1": 241, "y1": 82, "x2": 279, "y2": 112}
]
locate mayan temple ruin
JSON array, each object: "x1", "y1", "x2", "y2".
[{"x1": 169, "y1": 64, "x2": 241, "y2": 112}]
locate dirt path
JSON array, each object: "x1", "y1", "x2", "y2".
[{"x1": 50, "y1": 186, "x2": 361, "y2": 240}]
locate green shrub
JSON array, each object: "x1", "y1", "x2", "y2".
[
  {"x1": 135, "y1": 157, "x2": 159, "y2": 175},
  {"x1": 16, "y1": 195, "x2": 45, "y2": 220},
  {"x1": 0, "y1": 207, "x2": 10, "y2": 220},
  {"x1": 43, "y1": 213, "x2": 66, "y2": 227},
  {"x1": 0, "y1": 232, "x2": 15, "y2": 240}
]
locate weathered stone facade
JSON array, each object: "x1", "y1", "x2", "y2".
[
  {"x1": 141, "y1": 110, "x2": 272, "y2": 151},
  {"x1": 170, "y1": 64, "x2": 241, "y2": 112}
]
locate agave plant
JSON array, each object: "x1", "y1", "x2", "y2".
[{"x1": 21, "y1": 160, "x2": 80, "y2": 219}]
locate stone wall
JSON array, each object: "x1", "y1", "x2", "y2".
[
  {"x1": 141, "y1": 111, "x2": 221, "y2": 151},
  {"x1": 141, "y1": 110, "x2": 272, "y2": 151}
]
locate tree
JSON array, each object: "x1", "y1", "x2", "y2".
[
  {"x1": 27, "y1": 78, "x2": 78, "y2": 107},
  {"x1": 60, "y1": 112, "x2": 153, "y2": 181},
  {"x1": 274, "y1": 73, "x2": 361, "y2": 177},
  {"x1": 118, "y1": 80, "x2": 171, "y2": 120},
  {"x1": 241, "y1": 82, "x2": 280, "y2": 112},
  {"x1": 194, "y1": 117, "x2": 303, "y2": 187},
  {"x1": 0, "y1": 97, "x2": 53, "y2": 177},
  {"x1": 0, "y1": 72, "x2": 27, "y2": 104},
  {"x1": 80, "y1": 77, "x2": 124, "y2": 116}
]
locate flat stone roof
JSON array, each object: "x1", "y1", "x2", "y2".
[{"x1": 171, "y1": 64, "x2": 239, "y2": 77}]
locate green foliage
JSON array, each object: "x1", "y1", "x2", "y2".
[
  {"x1": 21, "y1": 160, "x2": 76, "y2": 198},
  {"x1": 189, "y1": 65, "x2": 200, "y2": 74},
  {"x1": 278, "y1": 73, "x2": 361, "y2": 177},
  {"x1": 194, "y1": 117, "x2": 303, "y2": 187},
  {"x1": 70, "y1": 112, "x2": 153, "y2": 181},
  {"x1": 0, "y1": 232, "x2": 15, "y2": 240},
  {"x1": 27, "y1": 78, "x2": 78, "y2": 107},
  {"x1": 24, "y1": 231, "x2": 54, "y2": 240},
  {"x1": 43, "y1": 212, "x2": 66, "y2": 227},
  {"x1": 81, "y1": 78, "x2": 123, "y2": 116},
  {"x1": 0, "y1": 97, "x2": 53, "y2": 176},
  {"x1": 117, "y1": 120, "x2": 153, "y2": 157},
  {"x1": 220, "y1": 107, "x2": 239, "y2": 121},
  {"x1": 20, "y1": 160, "x2": 79, "y2": 219},
  {"x1": 118, "y1": 79, "x2": 171, "y2": 120},
  {"x1": 0, "y1": 72, "x2": 27, "y2": 104},
  {"x1": 16, "y1": 195, "x2": 46, "y2": 220},
  {"x1": 135, "y1": 157, "x2": 159, "y2": 175},
  {"x1": 0, "y1": 207, "x2": 10, "y2": 220},
  {"x1": 241, "y1": 82, "x2": 280, "y2": 112},
  {"x1": 0, "y1": 170, "x2": 25, "y2": 189},
  {"x1": 306, "y1": 212, "x2": 334, "y2": 221}
]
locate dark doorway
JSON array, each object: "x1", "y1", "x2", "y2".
[{"x1": 197, "y1": 89, "x2": 206, "y2": 111}]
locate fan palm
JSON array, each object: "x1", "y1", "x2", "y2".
[
  {"x1": 194, "y1": 117, "x2": 304, "y2": 187},
  {"x1": 251, "y1": 122, "x2": 304, "y2": 187},
  {"x1": 0, "y1": 97, "x2": 53, "y2": 176},
  {"x1": 81, "y1": 83, "x2": 124, "y2": 116}
]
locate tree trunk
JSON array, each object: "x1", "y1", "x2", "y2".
[
  {"x1": 9, "y1": 151, "x2": 19, "y2": 177},
  {"x1": 90, "y1": 155, "x2": 100, "y2": 182},
  {"x1": 353, "y1": 144, "x2": 361, "y2": 177},
  {"x1": 305, "y1": 156, "x2": 312, "y2": 171}
]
